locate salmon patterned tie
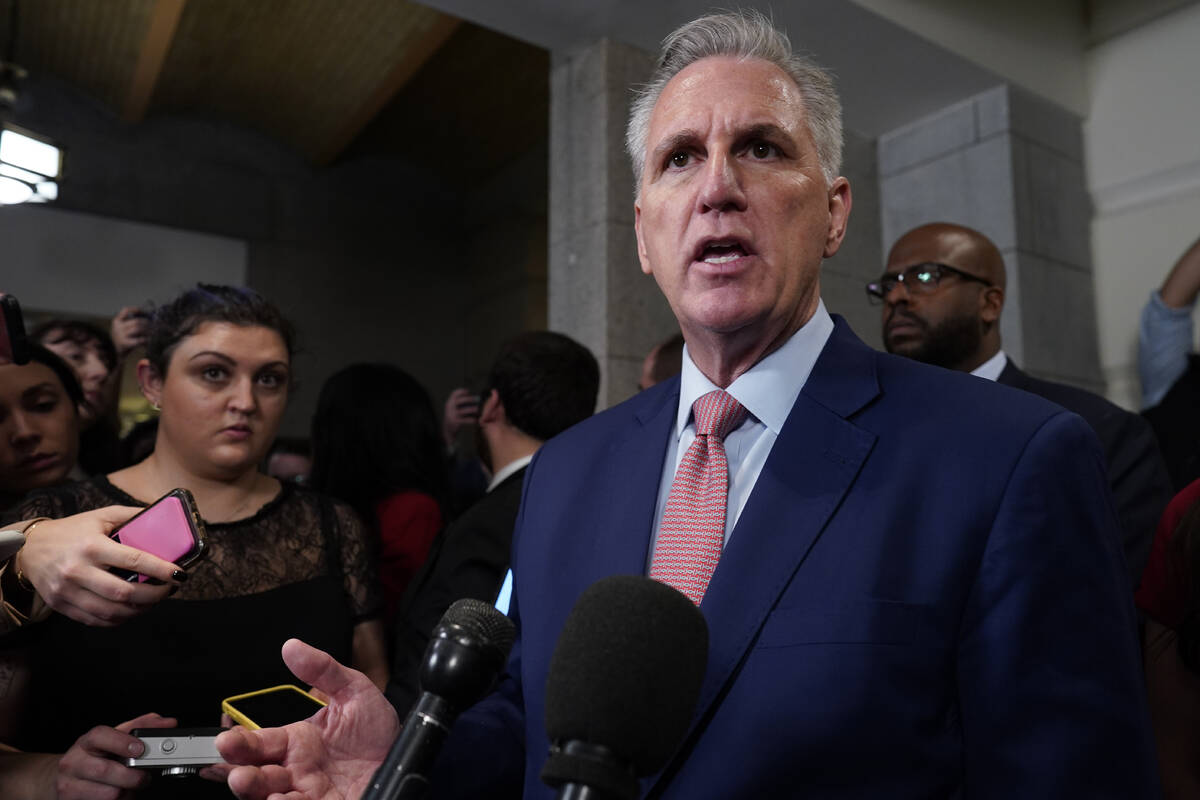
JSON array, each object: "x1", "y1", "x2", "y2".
[{"x1": 650, "y1": 390, "x2": 749, "y2": 604}]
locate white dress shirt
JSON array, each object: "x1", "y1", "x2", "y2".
[
  {"x1": 970, "y1": 350, "x2": 1008, "y2": 382},
  {"x1": 648, "y1": 301, "x2": 835, "y2": 566}
]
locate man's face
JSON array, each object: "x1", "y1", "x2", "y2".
[
  {"x1": 880, "y1": 234, "x2": 990, "y2": 370},
  {"x1": 634, "y1": 57, "x2": 849, "y2": 343}
]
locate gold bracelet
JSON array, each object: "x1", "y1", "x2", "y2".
[{"x1": 13, "y1": 518, "x2": 51, "y2": 593}]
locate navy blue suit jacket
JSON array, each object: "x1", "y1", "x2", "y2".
[{"x1": 434, "y1": 318, "x2": 1158, "y2": 799}]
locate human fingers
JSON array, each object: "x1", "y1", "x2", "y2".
[
  {"x1": 281, "y1": 639, "x2": 365, "y2": 701},
  {"x1": 216, "y1": 726, "x2": 291, "y2": 767},
  {"x1": 113, "y1": 713, "x2": 177, "y2": 734},
  {"x1": 98, "y1": 536, "x2": 183, "y2": 585},
  {"x1": 226, "y1": 764, "x2": 302, "y2": 800},
  {"x1": 57, "y1": 727, "x2": 152, "y2": 796}
]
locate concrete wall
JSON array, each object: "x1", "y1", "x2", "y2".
[
  {"x1": 1085, "y1": 2, "x2": 1200, "y2": 409},
  {"x1": 878, "y1": 84, "x2": 1102, "y2": 390},
  {"x1": 821, "y1": 130, "x2": 884, "y2": 350}
]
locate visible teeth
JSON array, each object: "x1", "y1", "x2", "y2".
[{"x1": 704, "y1": 254, "x2": 741, "y2": 264}]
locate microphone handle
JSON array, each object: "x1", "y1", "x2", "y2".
[
  {"x1": 362, "y1": 694, "x2": 454, "y2": 800},
  {"x1": 556, "y1": 783, "x2": 628, "y2": 800}
]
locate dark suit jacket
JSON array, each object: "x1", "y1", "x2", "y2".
[
  {"x1": 1142, "y1": 354, "x2": 1200, "y2": 491},
  {"x1": 434, "y1": 318, "x2": 1157, "y2": 799},
  {"x1": 386, "y1": 468, "x2": 526, "y2": 713},
  {"x1": 998, "y1": 361, "x2": 1172, "y2": 587}
]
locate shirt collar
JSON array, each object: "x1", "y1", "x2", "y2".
[
  {"x1": 487, "y1": 454, "x2": 533, "y2": 493},
  {"x1": 675, "y1": 300, "x2": 835, "y2": 438},
  {"x1": 970, "y1": 350, "x2": 1008, "y2": 382}
]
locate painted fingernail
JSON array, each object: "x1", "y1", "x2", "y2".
[{"x1": 172, "y1": 570, "x2": 188, "y2": 582}]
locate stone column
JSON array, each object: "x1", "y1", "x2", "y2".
[
  {"x1": 548, "y1": 39, "x2": 678, "y2": 409},
  {"x1": 878, "y1": 85, "x2": 1102, "y2": 392}
]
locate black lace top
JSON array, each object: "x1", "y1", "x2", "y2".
[
  {"x1": 6, "y1": 476, "x2": 382, "y2": 798},
  {"x1": 14, "y1": 476, "x2": 380, "y2": 616}
]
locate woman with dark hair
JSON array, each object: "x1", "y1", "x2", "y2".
[
  {"x1": 0, "y1": 344, "x2": 85, "y2": 511},
  {"x1": 4, "y1": 284, "x2": 386, "y2": 799},
  {"x1": 310, "y1": 363, "x2": 447, "y2": 627},
  {"x1": 1138, "y1": 482, "x2": 1200, "y2": 798},
  {"x1": 31, "y1": 319, "x2": 122, "y2": 475}
]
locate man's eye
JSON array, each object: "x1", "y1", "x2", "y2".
[
  {"x1": 669, "y1": 152, "x2": 690, "y2": 168},
  {"x1": 915, "y1": 269, "x2": 936, "y2": 285},
  {"x1": 750, "y1": 142, "x2": 776, "y2": 159}
]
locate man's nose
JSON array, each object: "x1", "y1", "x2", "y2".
[
  {"x1": 882, "y1": 278, "x2": 910, "y2": 307},
  {"x1": 697, "y1": 152, "x2": 747, "y2": 213}
]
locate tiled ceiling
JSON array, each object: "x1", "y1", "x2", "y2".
[{"x1": 0, "y1": 0, "x2": 548, "y2": 183}]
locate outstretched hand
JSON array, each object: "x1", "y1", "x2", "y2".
[
  {"x1": 218, "y1": 639, "x2": 400, "y2": 800},
  {"x1": 17, "y1": 507, "x2": 183, "y2": 626}
]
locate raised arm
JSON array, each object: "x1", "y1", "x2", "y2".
[{"x1": 1141, "y1": 235, "x2": 1200, "y2": 408}]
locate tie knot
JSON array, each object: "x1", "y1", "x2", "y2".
[{"x1": 692, "y1": 390, "x2": 748, "y2": 440}]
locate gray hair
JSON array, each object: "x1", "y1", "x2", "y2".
[{"x1": 625, "y1": 9, "x2": 843, "y2": 190}]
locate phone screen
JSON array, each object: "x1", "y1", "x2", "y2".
[
  {"x1": 1, "y1": 294, "x2": 30, "y2": 365},
  {"x1": 226, "y1": 687, "x2": 324, "y2": 728}
]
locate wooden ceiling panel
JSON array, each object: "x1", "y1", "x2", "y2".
[
  {"x1": 151, "y1": 0, "x2": 458, "y2": 159},
  {"x1": 347, "y1": 22, "x2": 549, "y2": 183},
  {"x1": 2, "y1": 0, "x2": 154, "y2": 111}
]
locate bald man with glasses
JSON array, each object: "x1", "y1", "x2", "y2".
[{"x1": 874, "y1": 222, "x2": 1172, "y2": 587}]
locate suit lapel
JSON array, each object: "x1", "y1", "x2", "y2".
[
  {"x1": 647, "y1": 318, "x2": 881, "y2": 795},
  {"x1": 585, "y1": 382, "x2": 679, "y2": 585}
]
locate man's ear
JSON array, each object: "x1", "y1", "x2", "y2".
[
  {"x1": 136, "y1": 358, "x2": 163, "y2": 407},
  {"x1": 980, "y1": 285, "x2": 1005, "y2": 324},
  {"x1": 479, "y1": 389, "x2": 504, "y2": 425},
  {"x1": 635, "y1": 202, "x2": 653, "y2": 276},
  {"x1": 823, "y1": 177, "x2": 853, "y2": 258}
]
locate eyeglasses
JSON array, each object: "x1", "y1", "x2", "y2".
[{"x1": 865, "y1": 262, "x2": 991, "y2": 304}]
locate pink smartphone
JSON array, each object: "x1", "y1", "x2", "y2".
[{"x1": 110, "y1": 488, "x2": 208, "y2": 582}]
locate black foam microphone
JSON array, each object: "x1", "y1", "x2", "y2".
[
  {"x1": 540, "y1": 575, "x2": 709, "y2": 800},
  {"x1": 363, "y1": 597, "x2": 515, "y2": 800}
]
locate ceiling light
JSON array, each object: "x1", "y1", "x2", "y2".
[{"x1": 0, "y1": 123, "x2": 61, "y2": 205}]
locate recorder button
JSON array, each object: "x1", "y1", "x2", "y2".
[{"x1": 160, "y1": 739, "x2": 176, "y2": 753}]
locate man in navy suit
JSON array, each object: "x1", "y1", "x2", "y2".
[
  {"x1": 218, "y1": 11, "x2": 1158, "y2": 799},
  {"x1": 874, "y1": 221, "x2": 1173, "y2": 589}
]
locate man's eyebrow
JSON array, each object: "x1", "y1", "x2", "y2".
[
  {"x1": 738, "y1": 122, "x2": 792, "y2": 144},
  {"x1": 650, "y1": 129, "x2": 702, "y2": 165}
]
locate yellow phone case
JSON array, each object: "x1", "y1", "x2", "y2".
[{"x1": 221, "y1": 684, "x2": 326, "y2": 730}]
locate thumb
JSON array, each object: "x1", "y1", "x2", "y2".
[{"x1": 281, "y1": 639, "x2": 362, "y2": 701}]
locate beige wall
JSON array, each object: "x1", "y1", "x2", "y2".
[{"x1": 1086, "y1": 2, "x2": 1200, "y2": 409}]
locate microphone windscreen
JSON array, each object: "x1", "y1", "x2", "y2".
[
  {"x1": 543, "y1": 575, "x2": 708, "y2": 776},
  {"x1": 440, "y1": 597, "x2": 516, "y2": 663}
]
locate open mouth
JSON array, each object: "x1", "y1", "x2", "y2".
[{"x1": 695, "y1": 238, "x2": 753, "y2": 265}]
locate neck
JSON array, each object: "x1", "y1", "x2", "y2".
[
  {"x1": 684, "y1": 299, "x2": 816, "y2": 388},
  {"x1": 956, "y1": 336, "x2": 1002, "y2": 374},
  {"x1": 485, "y1": 427, "x2": 542, "y2": 475},
  {"x1": 115, "y1": 441, "x2": 272, "y2": 523}
]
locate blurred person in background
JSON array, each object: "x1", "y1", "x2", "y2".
[
  {"x1": 310, "y1": 364, "x2": 448, "y2": 629},
  {"x1": 0, "y1": 344, "x2": 85, "y2": 511},
  {"x1": 639, "y1": 331, "x2": 685, "y2": 391},
  {"x1": 31, "y1": 320, "x2": 122, "y2": 475},
  {"x1": 387, "y1": 331, "x2": 599, "y2": 712},
  {"x1": 264, "y1": 436, "x2": 312, "y2": 484}
]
